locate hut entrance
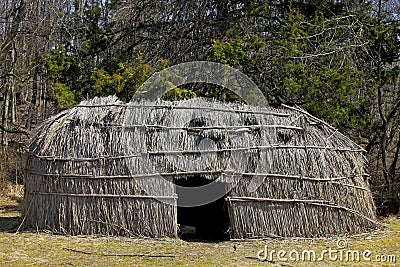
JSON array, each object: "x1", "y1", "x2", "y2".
[{"x1": 175, "y1": 176, "x2": 231, "y2": 241}]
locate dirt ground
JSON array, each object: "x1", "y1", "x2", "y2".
[{"x1": 0, "y1": 194, "x2": 399, "y2": 267}]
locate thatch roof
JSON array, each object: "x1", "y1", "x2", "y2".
[{"x1": 22, "y1": 96, "x2": 376, "y2": 238}]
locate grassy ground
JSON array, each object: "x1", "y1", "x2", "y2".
[{"x1": 0, "y1": 194, "x2": 399, "y2": 266}]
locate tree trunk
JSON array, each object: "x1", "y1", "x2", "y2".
[
  {"x1": 1, "y1": 86, "x2": 10, "y2": 153},
  {"x1": 389, "y1": 134, "x2": 400, "y2": 179},
  {"x1": 26, "y1": 70, "x2": 38, "y2": 131},
  {"x1": 1, "y1": 43, "x2": 16, "y2": 153}
]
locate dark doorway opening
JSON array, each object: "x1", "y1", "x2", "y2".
[{"x1": 175, "y1": 176, "x2": 231, "y2": 241}]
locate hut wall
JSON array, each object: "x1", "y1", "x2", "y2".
[
  {"x1": 227, "y1": 201, "x2": 375, "y2": 238},
  {"x1": 22, "y1": 97, "x2": 178, "y2": 237}
]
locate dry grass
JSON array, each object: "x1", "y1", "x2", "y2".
[
  {"x1": 0, "y1": 191, "x2": 399, "y2": 267},
  {"x1": 1, "y1": 183, "x2": 24, "y2": 200}
]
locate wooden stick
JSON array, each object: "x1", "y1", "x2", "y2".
[
  {"x1": 281, "y1": 104, "x2": 366, "y2": 152},
  {"x1": 76, "y1": 103, "x2": 291, "y2": 117},
  {"x1": 94, "y1": 124, "x2": 304, "y2": 131},
  {"x1": 227, "y1": 196, "x2": 377, "y2": 224},
  {"x1": 16, "y1": 200, "x2": 33, "y2": 233},
  {"x1": 28, "y1": 170, "x2": 366, "y2": 183},
  {"x1": 63, "y1": 248, "x2": 177, "y2": 257},
  {"x1": 28, "y1": 171, "x2": 369, "y2": 191},
  {"x1": 30, "y1": 191, "x2": 178, "y2": 200},
  {"x1": 241, "y1": 172, "x2": 349, "y2": 181},
  {"x1": 29, "y1": 144, "x2": 365, "y2": 162},
  {"x1": 28, "y1": 170, "x2": 224, "y2": 178},
  {"x1": 147, "y1": 144, "x2": 366, "y2": 155},
  {"x1": 245, "y1": 255, "x2": 275, "y2": 264},
  {"x1": 331, "y1": 181, "x2": 368, "y2": 191},
  {"x1": 309, "y1": 202, "x2": 377, "y2": 224},
  {"x1": 226, "y1": 197, "x2": 331, "y2": 204},
  {"x1": 27, "y1": 153, "x2": 139, "y2": 162},
  {"x1": 0, "y1": 124, "x2": 29, "y2": 136}
]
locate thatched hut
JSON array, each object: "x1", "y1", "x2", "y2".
[{"x1": 22, "y1": 96, "x2": 376, "y2": 239}]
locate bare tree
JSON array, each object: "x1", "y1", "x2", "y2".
[{"x1": 0, "y1": 0, "x2": 26, "y2": 152}]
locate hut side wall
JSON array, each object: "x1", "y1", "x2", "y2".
[
  {"x1": 227, "y1": 176, "x2": 376, "y2": 238},
  {"x1": 24, "y1": 189, "x2": 176, "y2": 237},
  {"x1": 227, "y1": 201, "x2": 375, "y2": 238},
  {"x1": 22, "y1": 97, "x2": 178, "y2": 237}
]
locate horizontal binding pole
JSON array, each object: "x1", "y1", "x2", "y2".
[
  {"x1": 30, "y1": 191, "x2": 178, "y2": 200},
  {"x1": 240, "y1": 173, "x2": 369, "y2": 191},
  {"x1": 308, "y1": 202, "x2": 377, "y2": 225},
  {"x1": 227, "y1": 197, "x2": 377, "y2": 225},
  {"x1": 28, "y1": 171, "x2": 370, "y2": 190},
  {"x1": 240, "y1": 172, "x2": 349, "y2": 181},
  {"x1": 28, "y1": 170, "x2": 363, "y2": 181},
  {"x1": 281, "y1": 104, "x2": 366, "y2": 152},
  {"x1": 226, "y1": 197, "x2": 331, "y2": 204},
  {"x1": 103, "y1": 124, "x2": 304, "y2": 131},
  {"x1": 147, "y1": 145, "x2": 365, "y2": 155},
  {"x1": 28, "y1": 170, "x2": 224, "y2": 178},
  {"x1": 331, "y1": 181, "x2": 368, "y2": 191},
  {"x1": 76, "y1": 104, "x2": 291, "y2": 117},
  {"x1": 27, "y1": 153, "x2": 139, "y2": 162},
  {"x1": 29, "y1": 145, "x2": 364, "y2": 162}
]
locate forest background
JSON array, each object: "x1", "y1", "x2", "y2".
[{"x1": 0, "y1": 0, "x2": 399, "y2": 214}]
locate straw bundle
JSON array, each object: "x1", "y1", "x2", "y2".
[{"x1": 22, "y1": 96, "x2": 376, "y2": 238}]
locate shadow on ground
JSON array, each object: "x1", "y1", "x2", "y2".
[
  {"x1": 0, "y1": 197, "x2": 22, "y2": 232},
  {"x1": 0, "y1": 216, "x2": 20, "y2": 232}
]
